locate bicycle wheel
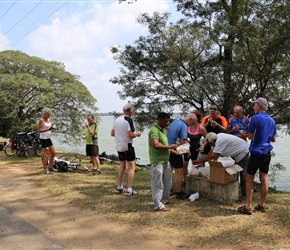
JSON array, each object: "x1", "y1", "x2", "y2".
[
  {"x1": 24, "y1": 145, "x2": 30, "y2": 159},
  {"x1": 4, "y1": 143, "x2": 17, "y2": 156},
  {"x1": 33, "y1": 141, "x2": 43, "y2": 157}
]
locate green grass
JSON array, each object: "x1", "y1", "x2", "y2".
[{"x1": 1, "y1": 150, "x2": 290, "y2": 249}]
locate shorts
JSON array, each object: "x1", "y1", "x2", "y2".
[
  {"x1": 86, "y1": 145, "x2": 99, "y2": 157},
  {"x1": 40, "y1": 138, "x2": 53, "y2": 148},
  {"x1": 184, "y1": 147, "x2": 199, "y2": 161},
  {"x1": 247, "y1": 152, "x2": 271, "y2": 175},
  {"x1": 169, "y1": 153, "x2": 183, "y2": 169},
  {"x1": 117, "y1": 143, "x2": 136, "y2": 162}
]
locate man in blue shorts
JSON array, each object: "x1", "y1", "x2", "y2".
[
  {"x1": 111, "y1": 104, "x2": 142, "y2": 196},
  {"x1": 238, "y1": 97, "x2": 276, "y2": 215},
  {"x1": 167, "y1": 113, "x2": 195, "y2": 199}
]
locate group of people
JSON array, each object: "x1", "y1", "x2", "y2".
[
  {"x1": 38, "y1": 108, "x2": 102, "y2": 175},
  {"x1": 38, "y1": 96, "x2": 276, "y2": 215},
  {"x1": 148, "y1": 98, "x2": 276, "y2": 213}
]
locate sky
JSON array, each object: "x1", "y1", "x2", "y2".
[{"x1": 0, "y1": 0, "x2": 181, "y2": 113}]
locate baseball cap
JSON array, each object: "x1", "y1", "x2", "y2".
[{"x1": 253, "y1": 97, "x2": 268, "y2": 107}]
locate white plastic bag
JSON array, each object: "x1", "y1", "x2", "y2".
[
  {"x1": 176, "y1": 143, "x2": 190, "y2": 154},
  {"x1": 217, "y1": 156, "x2": 235, "y2": 168},
  {"x1": 197, "y1": 165, "x2": 210, "y2": 178},
  {"x1": 189, "y1": 192, "x2": 199, "y2": 202},
  {"x1": 190, "y1": 166, "x2": 199, "y2": 176}
]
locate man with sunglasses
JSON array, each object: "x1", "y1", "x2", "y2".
[{"x1": 200, "y1": 105, "x2": 228, "y2": 154}]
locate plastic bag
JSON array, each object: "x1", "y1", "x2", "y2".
[
  {"x1": 176, "y1": 143, "x2": 190, "y2": 154},
  {"x1": 190, "y1": 166, "x2": 199, "y2": 176},
  {"x1": 189, "y1": 192, "x2": 199, "y2": 202},
  {"x1": 217, "y1": 156, "x2": 235, "y2": 168}
]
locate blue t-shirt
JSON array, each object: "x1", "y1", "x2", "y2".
[
  {"x1": 167, "y1": 119, "x2": 188, "y2": 145},
  {"x1": 248, "y1": 112, "x2": 276, "y2": 155},
  {"x1": 228, "y1": 116, "x2": 249, "y2": 137}
]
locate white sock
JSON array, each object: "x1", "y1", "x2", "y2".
[
  {"x1": 118, "y1": 185, "x2": 123, "y2": 189},
  {"x1": 127, "y1": 188, "x2": 132, "y2": 193}
]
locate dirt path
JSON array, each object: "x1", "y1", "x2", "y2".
[{"x1": 0, "y1": 164, "x2": 191, "y2": 250}]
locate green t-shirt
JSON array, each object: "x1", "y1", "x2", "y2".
[
  {"x1": 86, "y1": 122, "x2": 98, "y2": 145},
  {"x1": 148, "y1": 123, "x2": 170, "y2": 164}
]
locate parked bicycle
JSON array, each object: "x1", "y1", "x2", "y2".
[{"x1": 4, "y1": 131, "x2": 43, "y2": 158}]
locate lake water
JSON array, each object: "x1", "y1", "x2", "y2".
[{"x1": 54, "y1": 116, "x2": 290, "y2": 192}]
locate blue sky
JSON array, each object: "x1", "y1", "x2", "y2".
[{"x1": 0, "y1": 0, "x2": 181, "y2": 112}]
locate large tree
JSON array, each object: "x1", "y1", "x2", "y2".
[
  {"x1": 0, "y1": 50, "x2": 97, "y2": 142},
  {"x1": 110, "y1": 0, "x2": 290, "y2": 131}
]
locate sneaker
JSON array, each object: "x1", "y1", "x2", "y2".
[
  {"x1": 90, "y1": 168, "x2": 97, "y2": 172},
  {"x1": 116, "y1": 187, "x2": 126, "y2": 194},
  {"x1": 44, "y1": 170, "x2": 53, "y2": 174},
  {"x1": 127, "y1": 190, "x2": 138, "y2": 196},
  {"x1": 49, "y1": 168, "x2": 58, "y2": 172},
  {"x1": 93, "y1": 170, "x2": 101, "y2": 175}
]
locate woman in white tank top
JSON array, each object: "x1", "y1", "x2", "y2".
[{"x1": 38, "y1": 107, "x2": 58, "y2": 174}]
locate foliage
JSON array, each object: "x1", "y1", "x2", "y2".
[
  {"x1": 110, "y1": 0, "x2": 290, "y2": 131},
  {"x1": 0, "y1": 50, "x2": 97, "y2": 143}
]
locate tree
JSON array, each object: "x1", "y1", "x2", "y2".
[
  {"x1": 0, "y1": 50, "x2": 97, "y2": 143},
  {"x1": 110, "y1": 1, "x2": 290, "y2": 131}
]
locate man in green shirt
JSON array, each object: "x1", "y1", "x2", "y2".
[
  {"x1": 148, "y1": 112, "x2": 177, "y2": 211},
  {"x1": 82, "y1": 114, "x2": 101, "y2": 174}
]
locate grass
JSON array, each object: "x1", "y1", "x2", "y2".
[{"x1": 1, "y1": 148, "x2": 290, "y2": 249}]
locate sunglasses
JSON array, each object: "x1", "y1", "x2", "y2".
[{"x1": 209, "y1": 108, "x2": 217, "y2": 111}]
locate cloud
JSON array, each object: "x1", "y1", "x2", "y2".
[{"x1": 20, "y1": 1, "x2": 172, "y2": 112}]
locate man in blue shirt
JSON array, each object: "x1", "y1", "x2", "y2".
[
  {"x1": 167, "y1": 114, "x2": 195, "y2": 199},
  {"x1": 227, "y1": 105, "x2": 250, "y2": 141},
  {"x1": 238, "y1": 97, "x2": 276, "y2": 215}
]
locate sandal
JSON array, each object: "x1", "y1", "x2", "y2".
[
  {"x1": 237, "y1": 205, "x2": 252, "y2": 215},
  {"x1": 254, "y1": 204, "x2": 268, "y2": 213},
  {"x1": 44, "y1": 170, "x2": 53, "y2": 174},
  {"x1": 155, "y1": 206, "x2": 171, "y2": 212}
]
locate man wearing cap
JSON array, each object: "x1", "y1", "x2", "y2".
[
  {"x1": 238, "y1": 97, "x2": 276, "y2": 215},
  {"x1": 200, "y1": 105, "x2": 228, "y2": 154},
  {"x1": 193, "y1": 132, "x2": 249, "y2": 198}
]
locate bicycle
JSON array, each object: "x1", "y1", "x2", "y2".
[
  {"x1": 16, "y1": 138, "x2": 30, "y2": 159},
  {"x1": 99, "y1": 152, "x2": 150, "y2": 170},
  {"x1": 4, "y1": 137, "x2": 30, "y2": 158},
  {"x1": 51, "y1": 155, "x2": 89, "y2": 172},
  {"x1": 27, "y1": 132, "x2": 43, "y2": 157},
  {"x1": 135, "y1": 157, "x2": 151, "y2": 170},
  {"x1": 4, "y1": 132, "x2": 43, "y2": 158}
]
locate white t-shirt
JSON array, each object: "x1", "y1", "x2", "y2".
[
  {"x1": 213, "y1": 133, "x2": 249, "y2": 163},
  {"x1": 112, "y1": 115, "x2": 135, "y2": 152}
]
